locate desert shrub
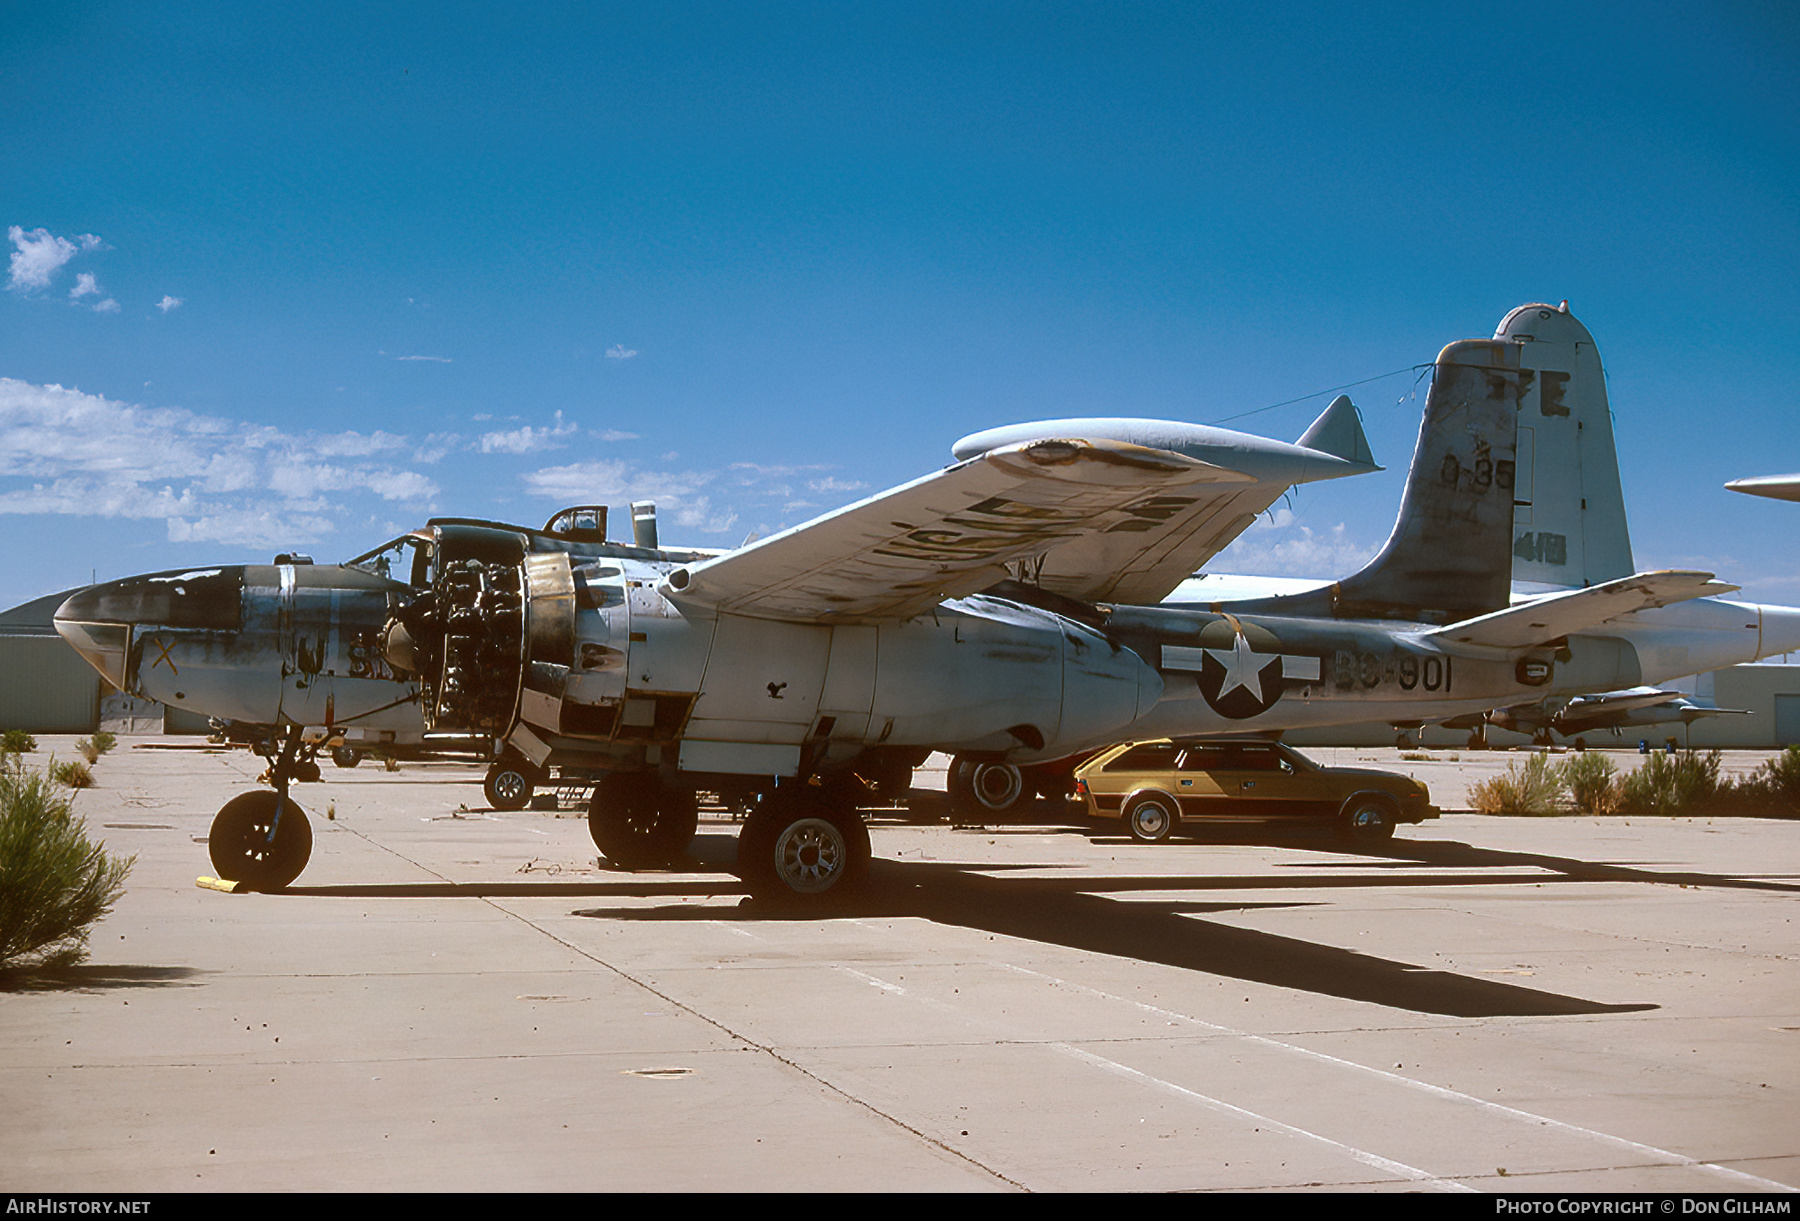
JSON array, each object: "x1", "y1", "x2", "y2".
[
  {"x1": 75, "y1": 739, "x2": 100, "y2": 764},
  {"x1": 1617, "y1": 750, "x2": 1720, "y2": 816},
  {"x1": 1713, "y1": 746, "x2": 1800, "y2": 818},
  {"x1": 2, "y1": 730, "x2": 36, "y2": 755},
  {"x1": 48, "y1": 759, "x2": 95, "y2": 789},
  {"x1": 89, "y1": 732, "x2": 116, "y2": 756},
  {"x1": 1470, "y1": 753, "x2": 1564, "y2": 815},
  {"x1": 0, "y1": 766, "x2": 134, "y2": 970},
  {"x1": 1558, "y1": 752, "x2": 1620, "y2": 815}
]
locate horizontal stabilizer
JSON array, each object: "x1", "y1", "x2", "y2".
[
  {"x1": 1430, "y1": 570, "x2": 1739, "y2": 652},
  {"x1": 661, "y1": 437, "x2": 1251, "y2": 622}
]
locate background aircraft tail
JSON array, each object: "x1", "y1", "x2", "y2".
[{"x1": 1495, "y1": 302, "x2": 1635, "y2": 589}]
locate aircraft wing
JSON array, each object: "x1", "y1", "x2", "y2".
[
  {"x1": 1559, "y1": 687, "x2": 1691, "y2": 718},
  {"x1": 949, "y1": 395, "x2": 1381, "y2": 605},
  {"x1": 661, "y1": 438, "x2": 1254, "y2": 622},
  {"x1": 1430, "y1": 571, "x2": 1740, "y2": 652}
]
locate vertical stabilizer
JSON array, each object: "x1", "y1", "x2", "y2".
[
  {"x1": 1296, "y1": 394, "x2": 1378, "y2": 469},
  {"x1": 1496, "y1": 303, "x2": 1635, "y2": 588},
  {"x1": 1222, "y1": 335, "x2": 1525, "y2": 625},
  {"x1": 1326, "y1": 337, "x2": 1524, "y2": 622}
]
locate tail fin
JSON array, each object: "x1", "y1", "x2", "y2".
[
  {"x1": 1226, "y1": 335, "x2": 1525, "y2": 624},
  {"x1": 1296, "y1": 394, "x2": 1378, "y2": 468},
  {"x1": 1327, "y1": 337, "x2": 1524, "y2": 622},
  {"x1": 1496, "y1": 303, "x2": 1634, "y2": 588}
]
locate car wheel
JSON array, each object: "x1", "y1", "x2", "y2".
[
  {"x1": 1342, "y1": 799, "x2": 1396, "y2": 842},
  {"x1": 1124, "y1": 794, "x2": 1177, "y2": 843}
]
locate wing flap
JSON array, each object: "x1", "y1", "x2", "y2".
[
  {"x1": 662, "y1": 438, "x2": 1253, "y2": 621},
  {"x1": 1431, "y1": 571, "x2": 1740, "y2": 652}
]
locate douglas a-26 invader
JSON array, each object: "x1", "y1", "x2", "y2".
[{"x1": 55, "y1": 303, "x2": 1800, "y2": 900}]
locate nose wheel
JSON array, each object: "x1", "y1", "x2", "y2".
[
  {"x1": 209, "y1": 790, "x2": 313, "y2": 891},
  {"x1": 210, "y1": 725, "x2": 322, "y2": 889}
]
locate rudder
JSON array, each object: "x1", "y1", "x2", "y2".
[{"x1": 1496, "y1": 302, "x2": 1635, "y2": 589}]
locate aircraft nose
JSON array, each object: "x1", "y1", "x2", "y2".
[{"x1": 54, "y1": 567, "x2": 247, "y2": 689}]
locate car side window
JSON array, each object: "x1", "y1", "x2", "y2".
[
  {"x1": 1233, "y1": 746, "x2": 1285, "y2": 772},
  {"x1": 1177, "y1": 746, "x2": 1230, "y2": 771},
  {"x1": 1105, "y1": 744, "x2": 1179, "y2": 771}
]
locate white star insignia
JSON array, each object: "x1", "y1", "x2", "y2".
[{"x1": 1205, "y1": 632, "x2": 1277, "y2": 703}]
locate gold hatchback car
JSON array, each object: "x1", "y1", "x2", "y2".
[{"x1": 1074, "y1": 738, "x2": 1437, "y2": 843}]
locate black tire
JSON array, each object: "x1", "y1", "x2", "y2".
[
  {"x1": 1124, "y1": 793, "x2": 1177, "y2": 844},
  {"x1": 1341, "y1": 798, "x2": 1397, "y2": 842},
  {"x1": 948, "y1": 757, "x2": 1032, "y2": 817},
  {"x1": 588, "y1": 773, "x2": 698, "y2": 867},
  {"x1": 737, "y1": 790, "x2": 871, "y2": 901},
  {"x1": 484, "y1": 761, "x2": 535, "y2": 811},
  {"x1": 209, "y1": 790, "x2": 313, "y2": 891},
  {"x1": 330, "y1": 747, "x2": 363, "y2": 769}
]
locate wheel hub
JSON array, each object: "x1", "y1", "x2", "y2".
[
  {"x1": 775, "y1": 818, "x2": 846, "y2": 893},
  {"x1": 972, "y1": 764, "x2": 1023, "y2": 809}
]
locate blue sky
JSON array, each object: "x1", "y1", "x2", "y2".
[{"x1": 3, "y1": 1, "x2": 1797, "y2": 611}]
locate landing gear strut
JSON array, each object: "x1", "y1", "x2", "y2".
[{"x1": 209, "y1": 726, "x2": 316, "y2": 890}]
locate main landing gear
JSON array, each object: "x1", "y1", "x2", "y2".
[
  {"x1": 587, "y1": 772, "x2": 699, "y2": 868},
  {"x1": 208, "y1": 726, "x2": 317, "y2": 891},
  {"x1": 585, "y1": 769, "x2": 874, "y2": 903},
  {"x1": 736, "y1": 784, "x2": 871, "y2": 903}
]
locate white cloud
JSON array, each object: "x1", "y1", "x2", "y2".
[
  {"x1": 70, "y1": 272, "x2": 100, "y2": 299},
  {"x1": 595, "y1": 428, "x2": 639, "y2": 442},
  {"x1": 156, "y1": 295, "x2": 182, "y2": 313},
  {"x1": 7, "y1": 226, "x2": 100, "y2": 292},
  {"x1": 1208, "y1": 508, "x2": 1376, "y2": 578},
  {"x1": 0, "y1": 378, "x2": 441, "y2": 548},
  {"x1": 605, "y1": 344, "x2": 638, "y2": 360},
  {"x1": 92, "y1": 298, "x2": 119, "y2": 314},
  {"x1": 396, "y1": 354, "x2": 451, "y2": 363},
  {"x1": 478, "y1": 411, "x2": 580, "y2": 454}
]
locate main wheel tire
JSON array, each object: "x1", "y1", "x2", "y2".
[
  {"x1": 484, "y1": 761, "x2": 535, "y2": 811},
  {"x1": 737, "y1": 791, "x2": 871, "y2": 901},
  {"x1": 948, "y1": 758, "x2": 1032, "y2": 817},
  {"x1": 1124, "y1": 793, "x2": 1177, "y2": 844},
  {"x1": 589, "y1": 773, "x2": 698, "y2": 867},
  {"x1": 1342, "y1": 798, "x2": 1397, "y2": 842},
  {"x1": 209, "y1": 791, "x2": 313, "y2": 891},
  {"x1": 330, "y1": 747, "x2": 363, "y2": 769}
]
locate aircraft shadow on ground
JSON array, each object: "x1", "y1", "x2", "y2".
[
  {"x1": 271, "y1": 827, "x2": 1800, "y2": 1019},
  {"x1": 0, "y1": 964, "x2": 207, "y2": 993}
]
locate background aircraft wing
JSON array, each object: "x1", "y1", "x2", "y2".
[
  {"x1": 661, "y1": 438, "x2": 1253, "y2": 622},
  {"x1": 1431, "y1": 571, "x2": 1739, "y2": 652}
]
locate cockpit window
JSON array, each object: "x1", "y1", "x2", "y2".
[{"x1": 346, "y1": 535, "x2": 433, "y2": 586}]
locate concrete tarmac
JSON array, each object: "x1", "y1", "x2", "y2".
[{"x1": 2, "y1": 739, "x2": 1796, "y2": 1193}]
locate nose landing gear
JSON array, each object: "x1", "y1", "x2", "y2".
[{"x1": 209, "y1": 726, "x2": 317, "y2": 890}]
